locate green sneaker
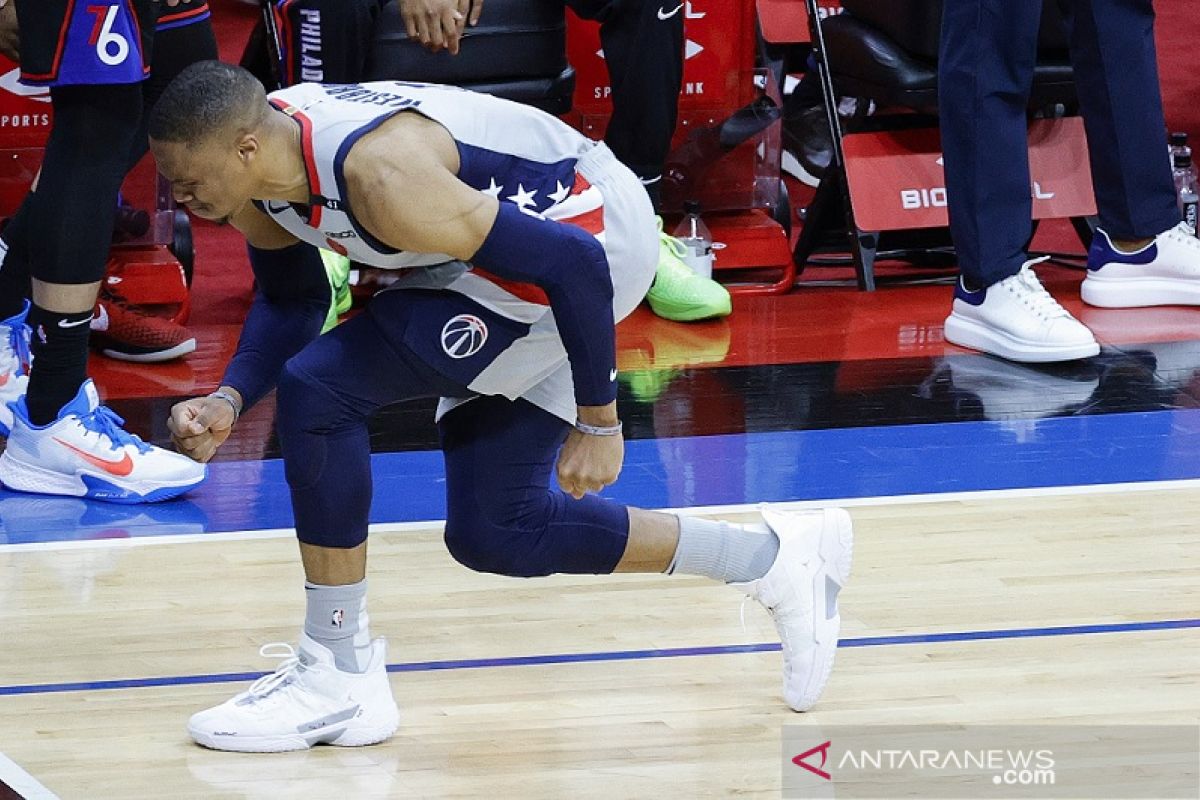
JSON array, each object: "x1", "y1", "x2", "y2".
[
  {"x1": 319, "y1": 249, "x2": 353, "y2": 334},
  {"x1": 644, "y1": 219, "x2": 732, "y2": 322}
]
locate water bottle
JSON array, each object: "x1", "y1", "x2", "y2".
[
  {"x1": 1173, "y1": 151, "x2": 1199, "y2": 235},
  {"x1": 672, "y1": 201, "x2": 714, "y2": 279}
]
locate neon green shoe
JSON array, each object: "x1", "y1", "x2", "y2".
[
  {"x1": 319, "y1": 249, "x2": 353, "y2": 334},
  {"x1": 644, "y1": 219, "x2": 732, "y2": 322}
]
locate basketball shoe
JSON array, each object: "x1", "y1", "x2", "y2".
[
  {"x1": 944, "y1": 259, "x2": 1099, "y2": 363},
  {"x1": 91, "y1": 288, "x2": 196, "y2": 363},
  {"x1": 645, "y1": 219, "x2": 732, "y2": 322},
  {"x1": 0, "y1": 300, "x2": 31, "y2": 437},
  {"x1": 1082, "y1": 222, "x2": 1200, "y2": 307},
  {"x1": 188, "y1": 634, "x2": 400, "y2": 753},
  {"x1": 0, "y1": 379, "x2": 206, "y2": 502},
  {"x1": 734, "y1": 506, "x2": 854, "y2": 712}
]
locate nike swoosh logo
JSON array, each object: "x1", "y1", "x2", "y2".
[
  {"x1": 53, "y1": 438, "x2": 135, "y2": 477},
  {"x1": 657, "y1": 3, "x2": 683, "y2": 19},
  {"x1": 58, "y1": 316, "x2": 92, "y2": 329},
  {"x1": 609, "y1": 368, "x2": 618, "y2": 382}
]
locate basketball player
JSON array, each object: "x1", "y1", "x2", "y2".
[
  {"x1": 0, "y1": 0, "x2": 208, "y2": 501},
  {"x1": 150, "y1": 62, "x2": 852, "y2": 753}
]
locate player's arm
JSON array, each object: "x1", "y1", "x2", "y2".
[
  {"x1": 218, "y1": 204, "x2": 330, "y2": 412},
  {"x1": 170, "y1": 205, "x2": 330, "y2": 462},
  {"x1": 346, "y1": 130, "x2": 620, "y2": 420}
]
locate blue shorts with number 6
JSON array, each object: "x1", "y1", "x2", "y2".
[{"x1": 17, "y1": 0, "x2": 155, "y2": 87}]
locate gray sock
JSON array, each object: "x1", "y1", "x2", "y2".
[
  {"x1": 303, "y1": 579, "x2": 372, "y2": 673},
  {"x1": 667, "y1": 517, "x2": 780, "y2": 583}
]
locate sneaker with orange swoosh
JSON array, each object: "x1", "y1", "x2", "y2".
[{"x1": 0, "y1": 379, "x2": 206, "y2": 503}]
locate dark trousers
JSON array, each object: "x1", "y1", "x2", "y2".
[
  {"x1": 276, "y1": 288, "x2": 631, "y2": 577},
  {"x1": 566, "y1": 0, "x2": 684, "y2": 203},
  {"x1": 939, "y1": 0, "x2": 1180, "y2": 287}
]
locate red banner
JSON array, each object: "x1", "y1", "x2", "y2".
[{"x1": 842, "y1": 117, "x2": 1098, "y2": 232}]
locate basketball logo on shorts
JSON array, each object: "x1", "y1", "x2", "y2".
[{"x1": 441, "y1": 314, "x2": 488, "y2": 359}]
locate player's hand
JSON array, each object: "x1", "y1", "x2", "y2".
[
  {"x1": 556, "y1": 427, "x2": 624, "y2": 500},
  {"x1": 400, "y1": 0, "x2": 479, "y2": 55},
  {"x1": 168, "y1": 393, "x2": 238, "y2": 463},
  {"x1": 0, "y1": 0, "x2": 20, "y2": 63}
]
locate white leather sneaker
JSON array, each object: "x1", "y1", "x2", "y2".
[
  {"x1": 1082, "y1": 222, "x2": 1200, "y2": 307},
  {"x1": 944, "y1": 260, "x2": 1099, "y2": 363}
]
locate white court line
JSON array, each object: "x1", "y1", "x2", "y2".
[
  {"x1": 4, "y1": 476, "x2": 1199, "y2": 554},
  {"x1": 0, "y1": 751, "x2": 60, "y2": 800}
]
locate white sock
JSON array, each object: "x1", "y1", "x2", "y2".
[{"x1": 667, "y1": 517, "x2": 779, "y2": 583}]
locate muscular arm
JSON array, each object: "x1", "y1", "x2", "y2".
[
  {"x1": 346, "y1": 114, "x2": 619, "y2": 413},
  {"x1": 219, "y1": 204, "x2": 331, "y2": 412}
]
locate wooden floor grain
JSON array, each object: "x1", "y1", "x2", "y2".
[{"x1": 1, "y1": 489, "x2": 1197, "y2": 799}]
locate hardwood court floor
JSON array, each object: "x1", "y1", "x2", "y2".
[{"x1": 1, "y1": 487, "x2": 1197, "y2": 799}]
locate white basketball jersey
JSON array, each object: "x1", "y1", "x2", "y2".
[{"x1": 256, "y1": 81, "x2": 600, "y2": 268}]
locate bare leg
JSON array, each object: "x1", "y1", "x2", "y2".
[
  {"x1": 300, "y1": 541, "x2": 368, "y2": 585},
  {"x1": 613, "y1": 508, "x2": 680, "y2": 573}
]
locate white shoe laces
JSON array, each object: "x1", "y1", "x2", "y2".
[
  {"x1": 246, "y1": 643, "x2": 303, "y2": 699},
  {"x1": 1163, "y1": 221, "x2": 1200, "y2": 257},
  {"x1": 1002, "y1": 259, "x2": 1070, "y2": 320}
]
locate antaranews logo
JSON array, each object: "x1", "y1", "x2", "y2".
[{"x1": 792, "y1": 741, "x2": 833, "y2": 781}]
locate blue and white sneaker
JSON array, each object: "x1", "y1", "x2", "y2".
[
  {"x1": 0, "y1": 300, "x2": 31, "y2": 438},
  {"x1": 1082, "y1": 222, "x2": 1200, "y2": 308},
  {"x1": 944, "y1": 259, "x2": 1099, "y2": 363},
  {"x1": 0, "y1": 379, "x2": 206, "y2": 503}
]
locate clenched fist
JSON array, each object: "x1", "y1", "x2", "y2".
[{"x1": 168, "y1": 390, "x2": 240, "y2": 463}]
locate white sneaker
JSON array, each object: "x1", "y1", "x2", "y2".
[
  {"x1": 0, "y1": 379, "x2": 206, "y2": 502},
  {"x1": 1082, "y1": 222, "x2": 1200, "y2": 307},
  {"x1": 188, "y1": 635, "x2": 400, "y2": 753},
  {"x1": 0, "y1": 300, "x2": 31, "y2": 438},
  {"x1": 944, "y1": 260, "x2": 1099, "y2": 363},
  {"x1": 734, "y1": 507, "x2": 854, "y2": 712}
]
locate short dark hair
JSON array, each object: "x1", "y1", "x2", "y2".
[{"x1": 149, "y1": 61, "x2": 268, "y2": 144}]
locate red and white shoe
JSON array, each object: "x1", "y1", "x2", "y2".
[
  {"x1": 0, "y1": 300, "x2": 31, "y2": 438},
  {"x1": 91, "y1": 289, "x2": 196, "y2": 363},
  {"x1": 0, "y1": 379, "x2": 206, "y2": 503},
  {"x1": 734, "y1": 506, "x2": 854, "y2": 712}
]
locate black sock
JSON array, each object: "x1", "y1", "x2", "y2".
[{"x1": 25, "y1": 303, "x2": 93, "y2": 426}]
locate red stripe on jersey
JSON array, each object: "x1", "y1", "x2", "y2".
[
  {"x1": 470, "y1": 267, "x2": 550, "y2": 306},
  {"x1": 269, "y1": 98, "x2": 324, "y2": 228},
  {"x1": 274, "y1": 0, "x2": 298, "y2": 85},
  {"x1": 571, "y1": 174, "x2": 592, "y2": 196},
  {"x1": 558, "y1": 205, "x2": 605, "y2": 236},
  {"x1": 157, "y1": 4, "x2": 211, "y2": 25}
]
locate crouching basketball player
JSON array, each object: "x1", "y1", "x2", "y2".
[{"x1": 150, "y1": 61, "x2": 854, "y2": 753}]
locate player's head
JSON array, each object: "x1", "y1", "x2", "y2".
[{"x1": 149, "y1": 61, "x2": 269, "y2": 224}]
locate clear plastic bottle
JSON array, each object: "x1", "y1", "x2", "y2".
[
  {"x1": 1173, "y1": 151, "x2": 1199, "y2": 235},
  {"x1": 672, "y1": 201, "x2": 714, "y2": 279}
]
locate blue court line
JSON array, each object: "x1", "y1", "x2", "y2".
[{"x1": 3, "y1": 618, "x2": 1195, "y2": 698}]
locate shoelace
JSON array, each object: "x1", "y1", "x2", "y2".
[
  {"x1": 1165, "y1": 222, "x2": 1200, "y2": 255},
  {"x1": 655, "y1": 217, "x2": 688, "y2": 261},
  {"x1": 5, "y1": 319, "x2": 31, "y2": 375},
  {"x1": 246, "y1": 643, "x2": 304, "y2": 699},
  {"x1": 80, "y1": 405, "x2": 152, "y2": 455},
  {"x1": 1006, "y1": 259, "x2": 1069, "y2": 320}
]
